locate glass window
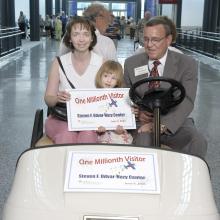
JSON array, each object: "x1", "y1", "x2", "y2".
[
  {"x1": 77, "y1": 2, "x2": 109, "y2": 10},
  {"x1": 77, "y1": 10, "x2": 83, "y2": 16},
  {"x1": 181, "y1": 0, "x2": 204, "y2": 27},
  {"x1": 102, "y1": 3, "x2": 110, "y2": 9},
  {"x1": 111, "y1": 11, "x2": 126, "y2": 17},
  {"x1": 112, "y1": 3, "x2": 126, "y2": 10},
  {"x1": 141, "y1": 0, "x2": 145, "y2": 18},
  {"x1": 77, "y1": 2, "x2": 91, "y2": 9}
]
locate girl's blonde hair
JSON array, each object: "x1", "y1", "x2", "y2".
[{"x1": 95, "y1": 60, "x2": 124, "y2": 88}]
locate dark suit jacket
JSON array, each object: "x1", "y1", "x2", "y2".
[{"x1": 124, "y1": 50, "x2": 198, "y2": 134}]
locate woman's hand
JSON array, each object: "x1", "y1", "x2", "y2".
[
  {"x1": 131, "y1": 105, "x2": 139, "y2": 118},
  {"x1": 57, "y1": 91, "x2": 71, "y2": 103},
  {"x1": 97, "y1": 126, "x2": 106, "y2": 134}
]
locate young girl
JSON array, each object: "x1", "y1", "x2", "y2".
[{"x1": 95, "y1": 60, "x2": 133, "y2": 144}]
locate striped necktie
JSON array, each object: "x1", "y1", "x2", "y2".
[{"x1": 148, "y1": 60, "x2": 160, "y2": 89}]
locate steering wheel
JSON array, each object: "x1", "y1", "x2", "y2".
[{"x1": 129, "y1": 77, "x2": 185, "y2": 114}]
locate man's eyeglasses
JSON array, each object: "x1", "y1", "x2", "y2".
[{"x1": 144, "y1": 36, "x2": 167, "y2": 45}]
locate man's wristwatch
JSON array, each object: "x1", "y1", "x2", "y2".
[{"x1": 160, "y1": 124, "x2": 167, "y2": 134}]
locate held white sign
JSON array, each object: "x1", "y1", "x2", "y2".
[
  {"x1": 64, "y1": 151, "x2": 160, "y2": 194},
  {"x1": 66, "y1": 88, "x2": 136, "y2": 131}
]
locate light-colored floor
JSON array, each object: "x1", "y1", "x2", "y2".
[{"x1": 0, "y1": 36, "x2": 220, "y2": 219}]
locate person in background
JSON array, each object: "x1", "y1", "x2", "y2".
[
  {"x1": 39, "y1": 15, "x2": 45, "y2": 36},
  {"x1": 44, "y1": 16, "x2": 104, "y2": 144},
  {"x1": 55, "y1": 16, "x2": 62, "y2": 41},
  {"x1": 129, "y1": 17, "x2": 136, "y2": 39},
  {"x1": 60, "y1": 11, "x2": 68, "y2": 37},
  {"x1": 24, "y1": 16, "x2": 29, "y2": 39},
  {"x1": 58, "y1": 2, "x2": 117, "y2": 61},
  {"x1": 44, "y1": 14, "x2": 52, "y2": 37},
  {"x1": 18, "y1": 11, "x2": 27, "y2": 39},
  {"x1": 95, "y1": 60, "x2": 133, "y2": 144},
  {"x1": 105, "y1": 14, "x2": 121, "y2": 49},
  {"x1": 119, "y1": 16, "x2": 126, "y2": 39},
  {"x1": 124, "y1": 16, "x2": 207, "y2": 159},
  {"x1": 50, "y1": 15, "x2": 56, "y2": 39},
  {"x1": 135, "y1": 10, "x2": 152, "y2": 46}
]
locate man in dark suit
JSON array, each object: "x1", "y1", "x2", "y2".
[{"x1": 124, "y1": 16, "x2": 207, "y2": 158}]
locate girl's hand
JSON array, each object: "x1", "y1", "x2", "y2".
[
  {"x1": 97, "y1": 126, "x2": 106, "y2": 134},
  {"x1": 57, "y1": 91, "x2": 71, "y2": 103},
  {"x1": 115, "y1": 125, "x2": 126, "y2": 135}
]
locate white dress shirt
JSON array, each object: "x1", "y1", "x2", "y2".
[
  {"x1": 148, "y1": 51, "x2": 168, "y2": 76},
  {"x1": 93, "y1": 29, "x2": 117, "y2": 61}
]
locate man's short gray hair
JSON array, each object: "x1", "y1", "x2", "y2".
[{"x1": 83, "y1": 2, "x2": 109, "y2": 21}]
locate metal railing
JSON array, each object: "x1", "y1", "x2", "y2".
[
  {"x1": 0, "y1": 27, "x2": 22, "y2": 57},
  {"x1": 176, "y1": 29, "x2": 220, "y2": 60}
]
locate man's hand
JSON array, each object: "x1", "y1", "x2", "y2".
[
  {"x1": 139, "y1": 110, "x2": 153, "y2": 123},
  {"x1": 133, "y1": 107, "x2": 154, "y2": 133}
]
